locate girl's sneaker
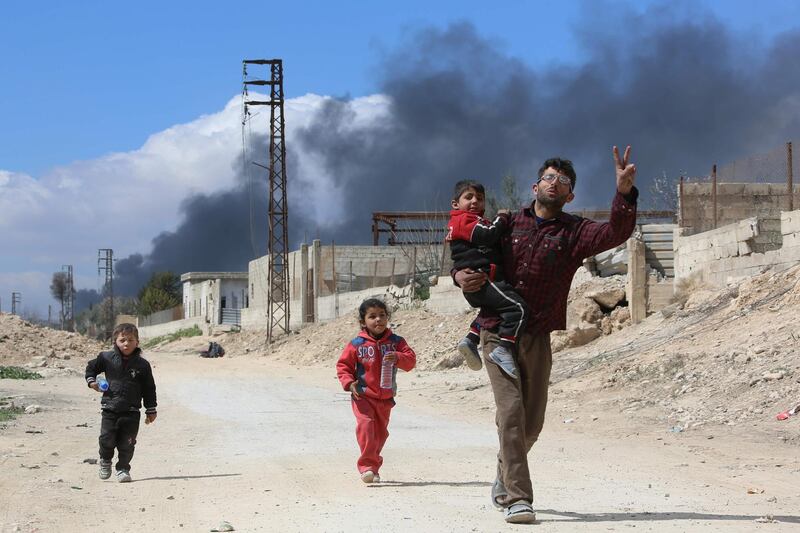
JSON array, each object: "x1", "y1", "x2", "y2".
[
  {"x1": 360, "y1": 470, "x2": 379, "y2": 484},
  {"x1": 117, "y1": 470, "x2": 132, "y2": 483}
]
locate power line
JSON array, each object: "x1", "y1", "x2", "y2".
[
  {"x1": 98, "y1": 249, "x2": 114, "y2": 336},
  {"x1": 243, "y1": 59, "x2": 290, "y2": 342}
]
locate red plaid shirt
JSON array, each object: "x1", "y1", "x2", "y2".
[{"x1": 476, "y1": 188, "x2": 638, "y2": 336}]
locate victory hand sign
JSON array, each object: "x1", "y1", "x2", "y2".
[{"x1": 614, "y1": 145, "x2": 636, "y2": 195}]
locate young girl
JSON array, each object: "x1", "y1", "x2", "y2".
[{"x1": 336, "y1": 298, "x2": 416, "y2": 483}]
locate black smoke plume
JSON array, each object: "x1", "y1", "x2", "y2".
[{"x1": 81, "y1": 6, "x2": 800, "y2": 302}]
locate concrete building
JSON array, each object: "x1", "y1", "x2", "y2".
[
  {"x1": 181, "y1": 272, "x2": 249, "y2": 326},
  {"x1": 242, "y1": 241, "x2": 444, "y2": 330}
]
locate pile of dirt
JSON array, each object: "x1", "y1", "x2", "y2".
[
  {"x1": 212, "y1": 305, "x2": 477, "y2": 371},
  {"x1": 0, "y1": 314, "x2": 104, "y2": 376},
  {"x1": 552, "y1": 263, "x2": 800, "y2": 437}
]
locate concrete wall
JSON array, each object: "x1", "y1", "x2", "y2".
[
  {"x1": 679, "y1": 182, "x2": 799, "y2": 248},
  {"x1": 674, "y1": 209, "x2": 800, "y2": 287},
  {"x1": 241, "y1": 283, "x2": 415, "y2": 330},
  {"x1": 246, "y1": 242, "x2": 445, "y2": 330},
  {"x1": 183, "y1": 280, "x2": 213, "y2": 319},
  {"x1": 138, "y1": 306, "x2": 182, "y2": 327},
  {"x1": 138, "y1": 316, "x2": 205, "y2": 341}
]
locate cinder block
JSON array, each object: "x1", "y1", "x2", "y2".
[
  {"x1": 717, "y1": 183, "x2": 746, "y2": 195},
  {"x1": 781, "y1": 233, "x2": 800, "y2": 248},
  {"x1": 773, "y1": 245, "x2": 800, "y2": 263},
  {"x1": 737, "y1": 241, "x2": 753, "y2": 256},
  {"x1": 781, "y1": 211, "x2": 800, "y2": 234},
  {"x1": 734, "y1": 218, "x2": 760, "y2": 241}
]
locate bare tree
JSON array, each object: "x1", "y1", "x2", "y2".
[
  {"x1": 486, "y1": 174, "x2": 525, "y2": 218},
  {"x1": 50, "y1": 272, "x2": 69, "y2": 328},
  {"x1": 646, "y1": 171, "x2": 679, "y2": 212}
]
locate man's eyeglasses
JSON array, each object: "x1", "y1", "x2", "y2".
[{"x1": 539, "y1": 173, "x2": 572, "y2": 188}]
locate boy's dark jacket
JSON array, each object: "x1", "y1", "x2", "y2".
[
  {"x1": 446, "y1": 209, "x2": 510, "y2": 280},
  {"x1": 85, "y1": 346, "x2": 157, "y2": 414}
]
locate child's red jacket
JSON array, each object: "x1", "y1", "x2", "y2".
[{"x1": 336, "y1": 329, "x2": 416, "y2": 400}]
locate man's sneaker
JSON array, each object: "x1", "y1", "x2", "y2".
[
  {"x1": 98, "y1": 459, "x2": 112, "y2": 480},
  {"x1": 116, "y1": 470, "x2": 132, "y2": 483},
  {"x1": 504, "y1": 501, "x2": 536, "y2": 524},
  {"x1": 491, "y1": 476, "x2": 507, "y2": 510},
  {"x1": 488, "y1": 345, "x2": 518, "y2": 379},
  {"x1": 457, "y1": 338, "x2": 483, "y2": 371},
  {"x1": 360, "y1": 470, "x2": 377, "y2": 484}
]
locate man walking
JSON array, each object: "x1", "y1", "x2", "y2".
[{"x1": 456, "y1": 146, "x2": 638, "y2": 523}]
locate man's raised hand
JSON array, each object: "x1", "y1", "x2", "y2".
[{"x1": 614, "y1": 145, "x2": 636, "y2": 195}]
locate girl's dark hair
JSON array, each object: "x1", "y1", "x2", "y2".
[{"x1": 358, "y1": 298, "x2": 389, "y2": 322}]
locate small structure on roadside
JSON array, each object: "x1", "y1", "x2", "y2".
[{"x1": 181, "y1": 272, "x2": 248, "y2": 326}]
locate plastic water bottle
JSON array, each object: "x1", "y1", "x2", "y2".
[
  {"x1": 97, "y1": 378, "x2": 109, "y2": 392},
  {"x1": 380, "y1": 356, "x2": 394, "y2": 389}
]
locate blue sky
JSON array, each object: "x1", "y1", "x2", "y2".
[
  {"x1": 2, "y1": 0, "x2": 800, "y2": 318},
  {"x1": 4, "y1": 0, "x2": 798, "y2": 175}
]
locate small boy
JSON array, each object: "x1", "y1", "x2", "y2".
[
  {"x1": 85, "y1": 323, "x2": 157, "y2": 483},
  {"x1": 447, "y1": 179, "x2": 528, "y2": 379}
]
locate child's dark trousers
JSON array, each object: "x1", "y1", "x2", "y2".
[{"x1": 99, "y1": 410, "x2": 140, "y2": 472}]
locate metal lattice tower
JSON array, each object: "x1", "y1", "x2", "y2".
[
  {"x1": 11, "y1": 292, "x2": 21, "y2": 315},
  {"x1": 62, "y1": 264, "x2": 75, "y2": 331},
  {"x1": 98, "y1": 249, "x2": 114, "y2": 335},
  {"x1": 243, "y1": 59, "x2": 290, "y2": 341}
]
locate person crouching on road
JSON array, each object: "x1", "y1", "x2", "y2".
[
  {"x1": 85, "y1": 323, "x2": 157, "y2": 483},
  {"x1": 336, "y1": 298, "x2": 416, "y2": 484}
]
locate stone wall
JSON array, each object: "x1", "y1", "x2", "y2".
[{"x1": 674, "y1": 209, "x2": 800, "y2": 287}]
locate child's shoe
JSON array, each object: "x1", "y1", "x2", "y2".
[
  {"x1": 488, "y1": 345, "x2": 518, "y2": 379},
  {"x1": 360, "y1": 470, "x2": 377, "y2": 484},
  {"x1": 116, "y1": 470, "x2": 132, "y2": 483},
  {"x1": 457, "y1": 338, "x2": 483, "y2": 370},
  {"x1": 98, "y1": 459, "x2": 112, "y2": 480}
]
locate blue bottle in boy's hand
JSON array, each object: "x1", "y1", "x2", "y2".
[{"x1": 97, "y1": 378, "x2": 109, "y2": 392}]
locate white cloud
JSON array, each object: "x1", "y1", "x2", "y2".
[{"x1": 0, "y1": 92, "x2": 392, "y2": 316}]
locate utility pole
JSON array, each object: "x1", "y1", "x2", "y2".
[
  {"x1": 98, "y1": 249, "x2": 114, "y2": 336},
  {"x1": 62, "y1": 264, "x2": 75, "y2": 331},
  {"x1": 11, "y1": 292, "x2": 21, "y2": 315},
  {"x1": 243, "y1": 59, "x2": 290, "y2": 341}
]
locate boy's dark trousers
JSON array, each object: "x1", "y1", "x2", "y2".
[
  {"x1": 99, "y1": 410, "x2": 141, "y2": 472},
  {"x1": 464, "y1": 279, "x2": 528, "y2": 341}
]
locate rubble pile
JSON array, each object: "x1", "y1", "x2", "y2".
[
  {"x1": 554, "y1": 264, "x2": 800, "y2": 432},
  {"x1": 0, "y1": 314, "x2": 103, "y2": 375}
]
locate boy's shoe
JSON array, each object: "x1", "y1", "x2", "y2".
[
  {"x1": 116, "y1": 470, "x2": 132, "y2": 483},
  {"x1": 457, "y1": 338, "x2": 483, "y2": 371},
  {"x1": 488, "y1": 345, "x2": 518, "y2": 379},
  {"x1": 504, "y1": 501, "x2": 536, "y2": 524},
  {"x1": 360, "y1": 470, "x2": 377, "y2": 484},
  {"x1": 98, "y1": 459, "x2": 112, "y2": 480}
]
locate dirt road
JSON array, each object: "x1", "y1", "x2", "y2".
[{"x1": 1, "y1": 351, "x2": 799, "y2": 532}]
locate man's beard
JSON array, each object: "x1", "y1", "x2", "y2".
[{"x1": 536, "y1": 189, "x2": 569, "y2": 210}]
